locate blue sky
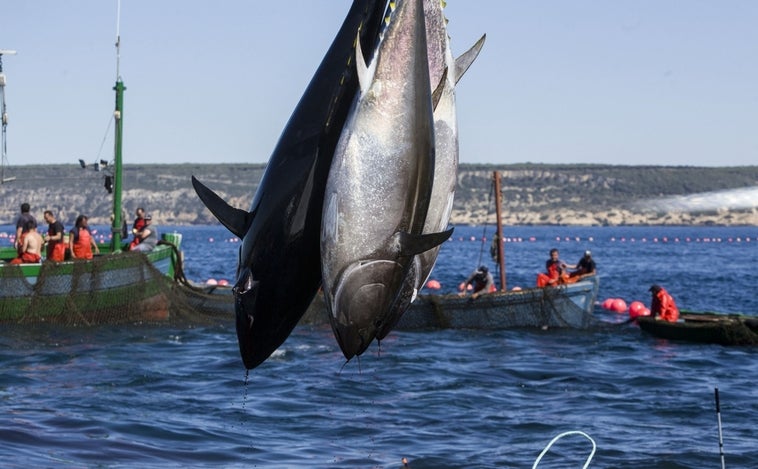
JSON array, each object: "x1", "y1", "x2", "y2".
[{"x1": 3, "y1": 1, "x2": 757, "y2": 167}]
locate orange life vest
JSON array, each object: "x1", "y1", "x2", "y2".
[
  {"x1": 653, "y1": 288, "x2": 679, "y2": 322},
  {"x1": 72, "y1": 228, "x2": 94, "y2": 260}
]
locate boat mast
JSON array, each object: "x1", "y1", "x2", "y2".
[
  {"x1": 111, "y1": 0, "x2": 124, "y2": 251},
  {"x1": 0, "y1": 49, "x2": 18, "y2": 184},
  {"x1": 493, "y1": 171, "x2": 506, "y2": 291}
]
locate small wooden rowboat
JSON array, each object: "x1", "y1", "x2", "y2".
[{"x1": 637, "y1": 312, "x2": 758, "y2": 346}]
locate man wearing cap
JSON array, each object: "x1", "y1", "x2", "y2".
[
  {"x1": 566, "y1": 250, "x2": 596, "y2": 280},
  {"x1": 130, "y1": 214, "x2": 158, "y2": 252},
  {"x1": 649, "y1": 284, "x2": 679, "y2": 322},
  {"x1": 458, "y1": 265, "x2": 495, "y2": 299}
]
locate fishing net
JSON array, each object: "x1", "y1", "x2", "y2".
[
  {"x1": 401, "y1": 284, "x2": 598, "y2": 330},
  {"x1": 299, "y1": 281, "x2": 599, "y2": 331},
  {"x1": 0, "y1": 249, "x2": 234, "y2": 327},
  {"x1": 718, "y1": 320, "x2": 758, "y2": 345}
]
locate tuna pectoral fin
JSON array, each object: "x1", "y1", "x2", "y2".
[
  {"x1": 431, "y1": 67, "x2": 449, "y2": 111},
  {"x1": 191, "y1": 176, "x2": 252, "y2": 238},
  {"x1": 355, "y1": 32, "x2": 370, "y2": 93},
  {"x1": 454, "y1": 34, "x2": 487, "y2": 84},
  {"x1": 397, "y1": 227, "x2": 454, "y2": 257}
]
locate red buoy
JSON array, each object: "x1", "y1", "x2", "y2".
[{"x1": 426, "y1": 279, "x2": 441, "y2": 290}]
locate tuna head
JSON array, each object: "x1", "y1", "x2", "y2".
[
  {"x1": 192, "y1": 0, "x2": 387, "y2": 370},
  {"x1": 328, "y1": 259, "x2": 406, "y2": 357}
]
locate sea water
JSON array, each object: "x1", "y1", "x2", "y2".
[{"x1": 1, "y1": 224, "x2": 756, "y2": 468}]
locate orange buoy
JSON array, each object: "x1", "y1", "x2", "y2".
[
  {"x1": 611, "y1": 298, "x2": 628, "y2": 313},
  {"x1": 628, "y1": 301, "x2": 646, "y2": 318},
  {"x1": 426, "y1": 279, "x2": 441, "y2": 290}
]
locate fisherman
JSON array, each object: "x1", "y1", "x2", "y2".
[
  {"x1": 536, "y1": 248, "x2": 568, "y2": 287},
  {"x1": 10, "y1": 221, "x2": 43, "y2": 264},
  {"x1": 458, "y1": 265, "x2": 495, "y2": 299},
  {"x1": 128, "y1": 207, "x2": 146, "y2": 250},
  {"x1": 69, "y1": 215, "x2": 100, "y2": 260},
  {"x1": 566, "y1": 250, "x2": 597, "y2": 280},
  {"x1": 131, "y1": 214, "x2": 158, "y2": 252},
  {"x1": 649, "y1": 284, "x2": 679, "y2": 322},
  {"x1": 14, "y1": 202, "x2": 37, "y2": 250},
  {"x1": 42, "y1": 210, "x2": 66, "y2": 262}
]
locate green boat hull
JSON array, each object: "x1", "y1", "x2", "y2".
[{"x1": 0, "y1": 234, "x2": 181, "y2": 324}]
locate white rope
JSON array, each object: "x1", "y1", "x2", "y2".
[{"x1": 532, "y1": 430, "x2": 597, "y2": 469}]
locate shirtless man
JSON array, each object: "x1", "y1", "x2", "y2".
[{"x1": 10, "y1": 221, "x2": 44, "y2": 264}]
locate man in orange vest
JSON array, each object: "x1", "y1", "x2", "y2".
[{"x1": 649, "y1": 284, "x2": 679, "y2": 322}]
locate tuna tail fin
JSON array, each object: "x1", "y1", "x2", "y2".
[
  {"x1": 454, "y1": 34, "x2": 486, "y2": 84},
  {"x1": 431, "y1": 66, "x2": 449, "y2": 111},
  {"x1": 397, "y1": 227, "x2": 454, "y2": 257},
  {"x1": 191, "y1": 175, "x2": 252, "y2": 238}
]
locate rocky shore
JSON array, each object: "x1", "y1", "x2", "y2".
[
  {"x1": 1, "y1": 164, "x2": 756, "y2": 227},
  {"x1": 450, "y1": 206, "x2": 758, "y2": 227}
]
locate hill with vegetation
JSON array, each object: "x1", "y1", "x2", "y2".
[{"x1": 1, "y1": 163, "x2": 756, "y2": 227}]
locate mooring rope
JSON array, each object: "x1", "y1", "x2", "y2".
[{"x1": 532, "y1": 430, "x2": 597, "y2": 469}]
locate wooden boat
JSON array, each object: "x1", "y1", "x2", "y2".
[
  {"x1": 637, "y1": 312, "x2": 758, "y2": 346},
  {"x1": 300, "y1": 171, "x2": 600, "y2": 330},
  {"x1": 394, "y1": 276, "x2": 599, "y2": 330},
  {"x1": 302, "y1": 275, "x2": 599, "y2": 330},
  {"x1": 0, "y1": 33, "x2": 190, "y2": 325}
]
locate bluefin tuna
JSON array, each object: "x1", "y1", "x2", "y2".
[
  {"x1": 192, "y1": 0, "x2": 387, "y2": 370},
  {"x1": 320, "y1": 0, "x2": 453, "y2": 360},
  {"x1": 376, "y1": 0, "x2": 486, "y2": 341}
]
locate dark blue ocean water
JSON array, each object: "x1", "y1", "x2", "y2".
[{"x1": 1, "y1": 224, "x2": 757, "y2": 468}]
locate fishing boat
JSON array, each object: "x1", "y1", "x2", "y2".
[
  {"x1": 637, "y1": 312, "x2": 758, "y2": 346},
  {"x1": 0, "y1": 28, "x2": 194, "y2": 325},
  {"x1": 301, "y1": 171, "x2": 600, "y2": 330}
]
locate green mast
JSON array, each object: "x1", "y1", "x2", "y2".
[
  {"x1": 110, "y1": 0, "x2": 124, "y2": 252},
  {"x1": 111, "y1": 78, "x2": 125, "y2": 251}
]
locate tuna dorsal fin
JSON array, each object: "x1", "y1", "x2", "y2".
[
  {"x1": 397, "y1": 227, "x2": 454, "y2": 257},
  {"x1": 191, "y1": 176, "x2": 252, "y2": 238},
  {"x1": 431, "y1": 66, "x2": 449, "y2": 111},
  {"x1": 454, "y1": 34, "x2": 486, "y2": 84}
]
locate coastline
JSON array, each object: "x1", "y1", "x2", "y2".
[
  {"x1": 1, "y1": 163, "x2": 756, "y2": 227},
  {"x1": 450, "y1": 207, "x2": 758, "y2": 227}
]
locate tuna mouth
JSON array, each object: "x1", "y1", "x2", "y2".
[
  {"x1": 331, "y1": 260, "x2": 404, "y2": 358},
  {"x1": 233, "y1": 268, "x2": 259, "y2": 369},
  {"x1": 233, "y1": 268, "x2": 258, "y2": 327}
]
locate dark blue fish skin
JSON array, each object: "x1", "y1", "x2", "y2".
[{"x1": 194, "y1": 1, "x2": 387, "y2": 370}]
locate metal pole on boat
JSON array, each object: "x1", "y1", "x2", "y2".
[
  {"x1": 110, "y1": 1, "x2": 124, "y2": 252},
  {"x1": 492, "y1": 171, "x2": 506, "y2": 292},
  {"x1": 715, "y1": 387, "x2": 726, "y2": 469},
  {"x1": 0, "y1": 49, "x2": 18, "y2": 184},
  {"x1": 112, "y1": 78, "x2": 125, "y2": 251}
]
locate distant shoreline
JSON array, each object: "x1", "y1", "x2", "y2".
[{"x1": 1, "y1": 163, "x2": 756, "y2": 227}]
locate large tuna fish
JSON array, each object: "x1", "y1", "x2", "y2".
[
  {"x1": 320, "y1": 0, "x2": 452, "y2": 360},
  {"x1": 376, "y1": 1, "x2": 486, "y2": 341},
  {"x1": 192, "y1": 0, "x2": 387, "y2": 370}
]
